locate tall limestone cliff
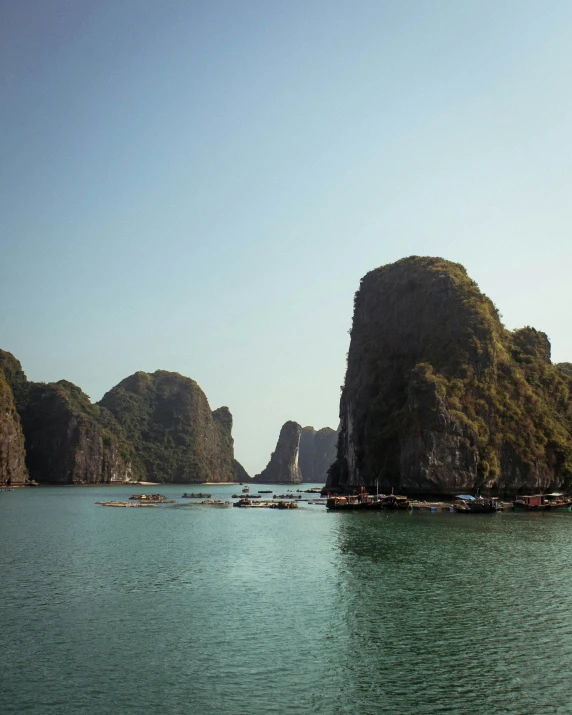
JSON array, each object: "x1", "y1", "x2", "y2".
[
  {"x1": 0, "y1": 368, "x2": 28, "y2": 485},
  {"x1": 299, "y1": 426, "x2": 338, "y2": 482},
  {"x1": 0, "y1": 349, "x2": 133, "y2": 484},
  {"x1": 253, "y1": 421, "x2": 302, "y2": 484},
  {"x1": 99, "y1": 370, "x2": 246, "y2": 483},
  {"x1": 327, "y1": 256, "x2": 572, "y2": 496},
  {"x1": 22, "y1": 381, "x2": 133, "y2": 484}
]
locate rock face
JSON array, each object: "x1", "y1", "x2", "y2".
[
  {"x1": 99, "y1": 371, "x2": 245, "y2": 483},
  {"x1": 253, "y1": 421, "x2": 302, "y2": 484},
  {"x1": 0, "y1": 350, "x2": 132, "y2": 485},
  {"x1": 21, "y1": 380, "x2": 133, "y2": 484},
  {"x1": 0, "y1": 368, "x2": 28, "y2": 485},
  {"x1": 299, "y1": 426, "x2": 338, "y2": 482},
  {"x1": 327, "y1": 256, "x2": 572, "y2": 496}
]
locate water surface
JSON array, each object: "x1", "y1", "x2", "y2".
[{"x1": 2, "y1": 485, "x2": 572, "y2": 714}]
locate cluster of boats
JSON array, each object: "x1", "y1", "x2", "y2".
[
  {"x1": 326, "y1": 492, "x2": 572, "y2": 513},
  {"x1": 129, "y1": 493, "x2": 175, "y2": 503},
  {"x1": 326, "y1": 494, "x2": 410, "y2": 511},
  {"x1": 233, "y1": 498, "x2": 298, "y2": 509}
]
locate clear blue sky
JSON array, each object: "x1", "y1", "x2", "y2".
[{"x1": 1, "y1": 1, "x2": 571, "y2": 474}]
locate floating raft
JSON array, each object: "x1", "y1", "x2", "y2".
[
  {"x1": 233, "y1": 499, "x2": 298, "y2": 509},
  {"x1": 96, "y1": 501, "x2": 155, "y2": 508},
  {"x1": 173, "y1": 500, "x2": 231, "y2": 507}
]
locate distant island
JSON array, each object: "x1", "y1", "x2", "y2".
[
  {"x1": 0, "y1": 354, "x2": 248, "y2": 485},
  {"x1": 252, "y1": 421, "x2": 337, "y2": 484}
]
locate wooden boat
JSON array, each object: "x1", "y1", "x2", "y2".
[
  {"x1": 454, "y1": 495, "x2": 500, "y2": 513},
  {"x1": 174, "y1": 500, "x2": 231, "y2": 507},
  {"x1": 326, "y1": 495, "x2": 384, "y2": 511},
  {"x1": 233, "y1": 498, "x2": 298, "y2": 509},
  {"x1": 543, "y1": 493, "x2": 571, "y2": 509},
  {"x1": 513, "y1": 495, "x2": 549, "y2": 510},
  {"x1": 182, "y1": 493, "x2": 212, "y2": 499},
  {"x1": 380, "y1": 495, "x2": 410, "y2": 510},
  {"x1": 97, "y1": 501, "x2": 155, "y2": 508},
  {"x1": 233, "y1": 498, "x2": 252, "y2": 507},
  {"x1": 129, "y1": 493, "x2": 169, "y2": 502}
]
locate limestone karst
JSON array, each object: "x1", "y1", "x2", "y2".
[
  {"x1": 99, "y1": 370, "x2": 247, "y2": 483},
  {"x1": 327, "y1": 256, "x2": 572, "y2": 496}
]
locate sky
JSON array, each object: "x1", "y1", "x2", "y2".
[{"x1": 1, "y1": 0, "x2": 571, "y2": 475}]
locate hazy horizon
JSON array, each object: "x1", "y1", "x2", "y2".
[{"x1": 2, "y1": 1, "x2": 571, "y2": 474}]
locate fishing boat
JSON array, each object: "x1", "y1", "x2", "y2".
[
  {"x1": 543, "y1": 493, "x2": 571, "y2": 509},
  {"x1": 129, "y1": 493, "x2": 169, "y2": 502},
  {"x1": 513, "y1": 494, "x2": 548, "y2": 510},
  {"x1": 97, "y1": 501, "x2": 155, "y2": 508},
  {"x1": 174, "y1": 500, "x2": 231, "y2": 507},
  {"x1": 380, "y1": 495, "x2": 410, "y2": 510},
  {"x1": 454, "y1": 495, "x2": 500, "y2": 513},
  {"x1": 242, "y1": 486, "x2": 250, "y2": 493},
  {"x1": 326, "y1": 495, "x2": 384, "y2": 511},
  {"x1": 182, "y1": 493, "x2": 212, "y2": 499}
]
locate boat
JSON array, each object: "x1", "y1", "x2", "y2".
[
  {"x1": 380, "y1": 495, "x2": 410, "y2": 510},
  {"x1": 454, "y1": 495, "x2": 500, "y2": 513},
  {"x1": 242, "y1": 487, "x2": 250, "y2": 493},
  {"x1": 182, "y1": 493, "x2": 212, "y2": 499},
  {"x1": 0, "y1": 488, "x2": 15, "y2": 492},
  {"x1": 129, "y1": 493, "x2": 170, "y2": 502},
  {"x1": 326, "y1": 495, "x2": 384, "y2": 511},
  {"x1": 233, "y1": 498, "x2": 252, "y2": 507},
  {"x1": 97, "y1": 501, "x2": 155, "y2": 508},
  {"x1": 233, "y1": 498, "x2": 298, "y2": 509},
  {"x1": 513, "y1": 494, "x2": 549, "y2": 510},
  {"x1": 174, "y1": 500, "x2": 231, "y2": 507},
  {"x1": 258, "y1": 490, "x2": 273, "y2": 493},
  {"x1": 543, "y1": 493, "x2": 571, "y2": 509},
  {"x1": 232, "y1": 493, "x2": 261, "y2": 498},
  {"x1": 511, "y1": 493, "x2": 571, "y2": 510}
]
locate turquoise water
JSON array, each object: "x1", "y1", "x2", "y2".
[{"x1": 2, "y1": 485, "x2": 572, "y2": 714}]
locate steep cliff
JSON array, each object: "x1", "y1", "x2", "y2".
[
  {"x1": 99, "y1": 370, "x2": 240, "y2": 483},
  {"x1": 0, "y1": 369, "x2": 28, "y2": 485},
  {"x1": 328, "y1": 256, "x2": 572, "y2": 496},
  {"x1": 299, "y1": 426, "x2": 338, "y2": 482},
  {"x1": 21, "y1": 380, "x2": 133, "y2": 484},
  {"x1": 253, "y1": 421, "x2": 302, "y2": 483},
  {"x1": 1, "y1": 350, "x2": 133, "y2": 484}
]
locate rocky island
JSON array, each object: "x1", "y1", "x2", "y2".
[
  {"x1": 0, "y1": 352, "x2": 248, "y2": 485},
  {"x1": 100, "y1": 370, "x2": 245, "y2": 484},
  {"x1": 327, "y1": 256, "x2": 572, "y2": 496},
  {"x1": 253, "y1": 421, "x2": 337, "y2": 483}
]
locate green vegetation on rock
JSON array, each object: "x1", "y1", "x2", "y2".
[
  {"x1": 328, "y1": 256, "x2": 572, "y2": 495},
  {"x1": 99, "y1": 370, "x2": 244, "y2": 483}
]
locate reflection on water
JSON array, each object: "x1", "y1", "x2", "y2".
[
  {"x1": 1, "y1": 487, "x2": 572, "y2": 714},
  {"x1": 332, "y1": 511, "x2": 572, "y2": 714}
]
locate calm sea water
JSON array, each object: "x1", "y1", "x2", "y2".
[{"x1": 2, "y1": 485, "x2": 572, "y2": 715}]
